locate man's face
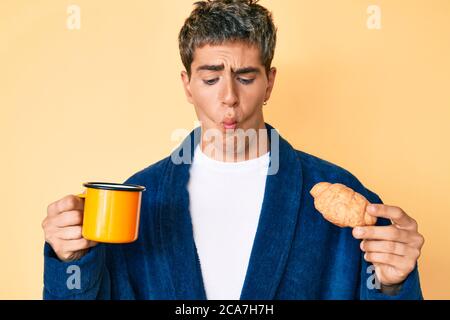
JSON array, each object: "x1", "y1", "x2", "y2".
[{"x1": 181, "y1": 41, "x2": 276, "y2": 139}]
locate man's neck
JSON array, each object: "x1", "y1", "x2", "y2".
[{"x1": 200, "y1": 123, "x2": 269, "y2": 163}]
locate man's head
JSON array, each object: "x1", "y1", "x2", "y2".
[
  {"x1": 178, "y1": 0, "x2": 277, "y2": 157},
  {"x1": 179, "y1": 0, "x2": 277, "y2": 79}
]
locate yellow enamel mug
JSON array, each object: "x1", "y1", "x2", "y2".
[{"x1": 77, "y1": 182, "x2": 146, "y2": 243}]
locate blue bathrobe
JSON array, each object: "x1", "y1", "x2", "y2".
[{"x1": 43, "y1": 123, "x2": 423, "y2": 300}]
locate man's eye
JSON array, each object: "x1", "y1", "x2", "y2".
[
  {"x1": 203, "y1": 78, "x2": 219, "y2": 85},
  {"x1": 238, "y1": 78, "x2": 255, "y2": 85}
]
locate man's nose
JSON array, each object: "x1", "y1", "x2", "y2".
[{"x1": 221, "y1": 77, "x2": 239, "y2": 107}]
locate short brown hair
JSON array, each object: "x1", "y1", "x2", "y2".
[{"x1": 178, "y1": 0, "x2": 277, "y2": 78}]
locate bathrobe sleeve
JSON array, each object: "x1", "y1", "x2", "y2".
[{"x1": 43, "y1": 242, "x2": 111, "y2": 299}]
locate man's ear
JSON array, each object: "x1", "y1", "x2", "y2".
[
  {"x1": 264, "y1": 67, "x2": 277, "y2": 102},
  {"x1": 181, "y1": 70, "x2": 194, "y2": 104}
]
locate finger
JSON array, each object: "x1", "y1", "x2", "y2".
[
  {"x1": 364, "y1": 252, "x2": 405, "y2": 268},
  {"x1": 53, "y1": 210, "x2": 83, "y2": 227},
  {"x1": 353, "y1": 225, "x2": 412, "y2": 243},
  {"x1": 47, "y1": 195, "x2": 84, "y2": 217},
  {"x1": 361, "y1": 240, "x2": 421, "y2": 259},
  {"x1": 57, "y1": 226, "x2": 83, "y2": 240},
  {"x1": 366, "y1": 204, "x2": 417, "y2": 230},
  {"x1": 63, "y1": 238, "x2": 98, "y2": 252},
  {"x1": 365, "y1": 252, "x2": 416, "y2": 278}
]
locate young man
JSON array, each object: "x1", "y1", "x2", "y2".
[{"x1": 42, "y1": 0, "x2": 424, "y2": 299}]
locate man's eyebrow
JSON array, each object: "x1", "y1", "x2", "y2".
[
  {"x1": 196, "y1": 64, "x2": 261, "y2": 74},
  {"x1": 196, "y1": 64, "x2": 225, "y2": 72},
  {"x1": 234, "y1": 67, "x2": 261, "y2": 75}
]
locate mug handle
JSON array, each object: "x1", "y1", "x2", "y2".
[{"x1": 76, "y1": 193, "x2": 86, "y2": 199}]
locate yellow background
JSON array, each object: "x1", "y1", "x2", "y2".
[{"x1": 1, "y1": 0, "x2": 449, "y2": 299}]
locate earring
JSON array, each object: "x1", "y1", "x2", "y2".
[{"x1": 263, "y1": 101, "x2": 268, "y2": 106}]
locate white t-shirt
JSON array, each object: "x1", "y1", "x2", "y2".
[{"x1": 187, "y1": 144, "x2": 270, "y2": 300}]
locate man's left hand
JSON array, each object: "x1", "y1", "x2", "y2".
[{"x1": 352, "y1": 204, "x2": 425, "y2": 286}]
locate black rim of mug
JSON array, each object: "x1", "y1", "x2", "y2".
[{"x1": 83, "y1": 182, "x2": 146, "y2": 192}]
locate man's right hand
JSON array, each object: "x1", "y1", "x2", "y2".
[{"x1": 42, "y1": 195, "x2": 98, "y2": 262}]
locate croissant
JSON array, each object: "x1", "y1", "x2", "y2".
[{"x1": 309, "y1": 182, "x2": 377, "y2": 228}]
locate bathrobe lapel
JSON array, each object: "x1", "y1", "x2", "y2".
[
  {"x1": 157, "y1": 123, "x2": 303, "y2": 299},
  {"x1": 157, "y1": 125, "x2": 206, "y2": 299},
  {"x1": 239, "y1": 125, "x2": 303, "y2": 299}
]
